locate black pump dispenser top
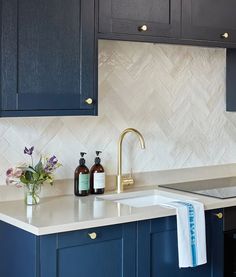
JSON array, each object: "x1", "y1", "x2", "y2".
[
  {"x1": 95, "y1": 151, "x2": 102, "y2": 165},
  {"x1": 79, "y1": 152, "x2": 87, "y2": 166}
]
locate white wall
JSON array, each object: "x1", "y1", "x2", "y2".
[{"x1": 1, "y1": 40, "x2": 234, "y2": 185}]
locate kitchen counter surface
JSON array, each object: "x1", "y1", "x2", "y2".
[{"x1": 0, "y1": 180, "x2": 236, "y2": 236}]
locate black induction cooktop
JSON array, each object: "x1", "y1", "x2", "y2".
[{"x1": 159, "y1": 177, "x2": 236, "y2": 199}]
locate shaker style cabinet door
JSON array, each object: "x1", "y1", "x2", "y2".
[
  {"x1": 99, "y1": 0, "x2": 181, "y2": 39},
  {"x1": 0, "y1": 0, "x2": 97, "y2": 117},
  {"x1": 137, "y1": 215, "x2": 213, "y2": 277},
  {"x1": 182, "y1": 0, "x2": 236, "y2": 45},
  {"x1": 40, "y1": 223, "x2": 136, "y2": 277}
]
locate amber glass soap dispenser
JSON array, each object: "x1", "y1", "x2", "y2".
[
  {"x1": 90, "y1": 151, "x2": 105, "y2": 194},
  {"x1": 74, "y1": 152, "x2": 90, "y2": 196}
]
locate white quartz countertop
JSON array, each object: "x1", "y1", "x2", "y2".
[{"x1": 0, "y1": 184, "x2": 236, "y2": 236}]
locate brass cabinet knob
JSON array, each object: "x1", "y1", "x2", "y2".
[
  {"x1": 88, "y1": 232, "x2": 97, "y2": 240},
  {"x1": 214, "y1": 212, "x2": 223, "y2": 219},
  {"x1": 221, "y1": 32, "x2": 229, "y2": 39},
  {"x1": 85, "y1": 98, "x2": 93, "y2": 105},
  {"x1": 138, "y1": 25, "x2": 148, "y2": 32}
]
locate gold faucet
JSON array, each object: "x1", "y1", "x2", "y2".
[{"x1": 117, "y1": 128, "x2": 146, "y2": 193}]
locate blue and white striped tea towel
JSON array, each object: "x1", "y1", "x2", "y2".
[{"x1": 161, "y1": 200, "x2": 207, "y2": 268}]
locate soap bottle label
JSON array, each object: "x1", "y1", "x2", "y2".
[
  {"x1": 79, "y1": 174, "x2": 89, "y2": 190},
  {"x1": 94, "y1": 172, "x2": 105, "y2": 189}
]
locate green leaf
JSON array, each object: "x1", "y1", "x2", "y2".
[
  {"x1": 35, "y1": 159, "x2": 43, "y2": 173},
  {"x1": 26, "y1": 166, "x2": 35, "y2": 173},
  {"x1": 20, "y1": 175, "x2": 29, "y2": 185},
  {"x1": 20, "y1": 167, "x2": 36, "y2": 174},
  {"x1": 25, "y1": 171, "x2": 33, "y2": 182},
  {"x1": 32, "y1": 172, "x2": 40, "y2": 181}
]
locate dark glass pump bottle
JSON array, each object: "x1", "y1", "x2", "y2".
[
  {"x1": 90, "y1": 151, "x2": 105, "y2": 194},
  {"x1": 74, "y1": 152, "x2": 90, "y2": 196}
]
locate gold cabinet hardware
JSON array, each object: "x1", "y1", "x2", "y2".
[
  {"x1": 138, "y1": 25, "x2": 148, "y2": 32},
  {"x1": 214, "y1": 212, "x2": 223, "y2": 219},
  {"x1": 221, "y1": 32, "x2": 229, "y2": 39},
  {"x1": 88, "y1": 232, "x2": 97, "y2": 240},
  {"x1": 85, "y1": 98, "x2": 93, "y2": 105}
]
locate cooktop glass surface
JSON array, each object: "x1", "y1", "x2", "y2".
[{"x1": 159, "y1": 177, "x2": 236, "y2": 199}]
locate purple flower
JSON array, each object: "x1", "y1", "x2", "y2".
[
  {"x1": 44, "y1": 156, "x2": 58, "y2": 173},
  {"x1": 44, "y1": 166, "x2": 52, "y2": 173},
  {"x1": 48, "y1": 155, "x2": 58, "y2": 165},
  {"x1": 24, "y1": 146, "x2": 34, "y2": 156}
]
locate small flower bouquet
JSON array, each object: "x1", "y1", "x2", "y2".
[{"x1": 6, "y1": 146, "x2": 62, "y2": 205}]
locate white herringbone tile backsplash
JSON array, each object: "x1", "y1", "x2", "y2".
[{"x1": 1, "y1": 40, "x2": 235, "y2": 185}]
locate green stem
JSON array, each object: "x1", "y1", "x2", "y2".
[{"x1": 25, "y1": 183, "x2": 40, "y2": 205}]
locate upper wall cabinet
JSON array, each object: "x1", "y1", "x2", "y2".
[
  {"x1": 98, "y1": 0, "x2": 181, "y2": 40},
  {"x1": 0, "y1": 0, "x2": 97, "y2": 117},
  {"x1": 182, "y1": 0, "x2": 236, "y2": 45}
]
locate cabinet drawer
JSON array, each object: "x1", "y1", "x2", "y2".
[
  {"x1": 58, "y1": 224, "x2": 123, "y2": 248},
  {"x1": 99, "y1": 0, "x2": 181, "y2": 39},
  {"x1": 101, "y1": 20, "x2": 177, "y2": 38}
]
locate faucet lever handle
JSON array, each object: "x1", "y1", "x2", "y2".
[
  {"x1": 122, "y1": 169, "x2": 135, "y2": 187},
  {"x1": 122, "y1": 177, "x2": 134, "y2": 187}
]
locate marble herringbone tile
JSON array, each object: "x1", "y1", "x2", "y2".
[{"x1": 1, "y1": 40, "x2": 236, "y2": 184}]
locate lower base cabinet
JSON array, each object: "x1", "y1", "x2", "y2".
[
  {"x1": 137, "y1": 210, "x2": 224, "y2": 277},
  {"x1": 40, "y1": 224, "x2": 136, "y2": 277},
  {"x1": 0, "y1": 209, "x2": 224, "y2": 277}
]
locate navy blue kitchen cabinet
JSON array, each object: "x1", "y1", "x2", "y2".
[
  {"x1": 98, "y1": 0, "x2": 236, "y2": 49},
  {"x1": 0, "y1": 221, "x2": 136, "y2": 277},
  {"x1": 0, "y1": 0, "x2": 97, "y2": 117},
  {"x1": 99, "y1": 0, "x2": 181, "y2": 42},
  {"x1": 182, "y1": 0, "x2": 236, "y2": 46},
  {"x1": 0, "y1": 210, "x2": 224, "y2": 277},
  {"x1": 40, "y1": 223, "x2": 136, "y2": 277},
  {"x1": 0, "y1": 220, "x2": 39, "y2": 277},
  {"x1": 137, "y1": 210, "x2": 224, "y2": 277}
]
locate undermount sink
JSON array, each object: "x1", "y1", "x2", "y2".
[{"x1": 97, "y1": 190, "x2": 196, "y2": 208}]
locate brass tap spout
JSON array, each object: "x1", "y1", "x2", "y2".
[{"x1": 117, "y1": 128, "x2": 145, "y2": 193}]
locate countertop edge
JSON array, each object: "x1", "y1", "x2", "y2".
[
  {"x1": 0, "y1": 213, "x2": 39, "y2": 235},
  {"x1": 0, "y1": 200, "x2": 233, "y2": 236}
]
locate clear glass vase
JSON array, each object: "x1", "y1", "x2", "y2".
[{"x1": 24, "y1": 183, "x2": 41, "y2": 205}]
